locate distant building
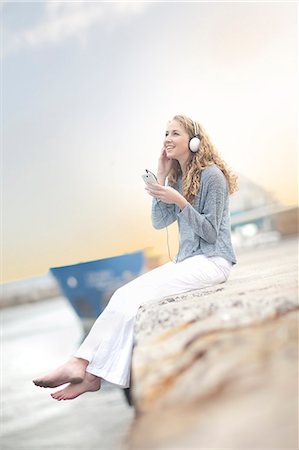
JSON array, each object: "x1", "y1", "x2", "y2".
[
  {"x1": 230, "y1": 174, "x2": 298, "y2": 247},
  {"x1": 230, "y1": 174, "x2": 277, "y2": 215},
  {"x1": 230, "y1": 174, "x2": 277, "y2": 232}
]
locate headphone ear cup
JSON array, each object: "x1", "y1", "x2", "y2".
[{"x1": 189, "y1": 136, "x2": 200, "y2": 152}]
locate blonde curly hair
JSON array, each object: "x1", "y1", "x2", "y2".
[{"x1": 168, "y1": 115, "x2": 238, "y2": 203}]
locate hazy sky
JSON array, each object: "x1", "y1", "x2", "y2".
[{"x1": 2, "y1": 1, "x2": 298, "y2": 282}]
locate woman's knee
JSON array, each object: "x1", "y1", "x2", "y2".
[{"x1": 108, "y1": 286, "x2": 125, "y2": 306}]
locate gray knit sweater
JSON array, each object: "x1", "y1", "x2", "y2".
[{"x1": 151, "y1": 164, "x2": 237, "y2": 264}]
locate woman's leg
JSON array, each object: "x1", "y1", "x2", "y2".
[
  {"x1": 34, "y1": 255, "x2": 230, "y2": 398},
  {"x1": 75, "y1": 255, "x2": 230, "y2": 387}
]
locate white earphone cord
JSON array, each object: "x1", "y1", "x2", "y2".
[{"x1": 156, "y1": 200, "x2": 176, "y2": 263}]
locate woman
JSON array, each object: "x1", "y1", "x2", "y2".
[{"x1": 33, "y1": 114, "x2": 237, "y2": 401}]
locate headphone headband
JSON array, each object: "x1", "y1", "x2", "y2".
[{"x1": 193, "y1": 120, "x2": 198, "y2": 136}]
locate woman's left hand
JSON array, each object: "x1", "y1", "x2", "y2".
[{"x1": 145, "y1": 184, "x2": 188, "y2": 209}]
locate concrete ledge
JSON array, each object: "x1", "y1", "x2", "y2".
[{"x1": 127, "y1": 237, "x2": 298, "y2": 449}]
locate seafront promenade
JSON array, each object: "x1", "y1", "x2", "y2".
[{"x1": 128, "y1": 236, "x2": 298, "y2": 449}]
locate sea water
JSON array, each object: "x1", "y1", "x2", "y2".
[{"x1": 1, "y1": 296, "x2": 134, "y2": 450}]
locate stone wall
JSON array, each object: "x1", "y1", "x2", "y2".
[{"x1": 126, "y1": 237, "x2": 298, "y2": 449}]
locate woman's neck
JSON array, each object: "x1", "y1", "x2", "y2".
[{"x1": 178, "y1": 155, "x2": 191, "y2": 176}]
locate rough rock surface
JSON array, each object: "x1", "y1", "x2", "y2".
[{"x1": 127, "y1": 237, "x2": 298, "y2": 449}]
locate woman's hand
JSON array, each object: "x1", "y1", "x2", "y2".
[
  {"x1": 157, "y1": 147, "x2": 174, "y2": 185},
  {"x1": 145, "y1": 184, "x2": 188, "y2": 209}
]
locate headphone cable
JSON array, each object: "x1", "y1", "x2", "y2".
[{"x1": 156, "y1": 199, "x2": 176, "y2": 263}]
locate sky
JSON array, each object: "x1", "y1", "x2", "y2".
[{"x1": 2, "y1": 1, "x2": 298, "y2": 283}]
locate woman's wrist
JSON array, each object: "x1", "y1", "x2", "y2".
[
  {"x1": 157, "y1": 173, "x2": 167, "y2": 185},
  {"x1": 176, "y1": 197, "x2": 188, "y2": 210}
]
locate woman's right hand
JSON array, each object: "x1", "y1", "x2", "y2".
[{"x1": 157, "y1": 147, "x2": 173, "y2": 185}]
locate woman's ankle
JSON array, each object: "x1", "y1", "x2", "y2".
[{"x1": 69, "y1": 357, "x2": 89, "y2": 368}]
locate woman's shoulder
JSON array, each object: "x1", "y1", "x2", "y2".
[{"x1": 201, "y1": 164, "x2": 224, "y2": 180}]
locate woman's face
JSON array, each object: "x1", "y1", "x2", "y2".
[{"x1": 164, "y1": 119, "x2": 190, "y2": 161}]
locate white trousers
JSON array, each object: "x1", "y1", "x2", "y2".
[{"x1": 74, "y1": 255, "x2": 232, "y2": 388}]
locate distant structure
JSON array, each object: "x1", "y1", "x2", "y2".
[
  {"x1": 231, "y1": 174, "x2": 275, "y2": 213},
  {"x1": 230, "y1": 174, "x2": 276, "y2": 230},
  {"x1": 230, "y1": 174, "x2": 298, "y2": 247}
]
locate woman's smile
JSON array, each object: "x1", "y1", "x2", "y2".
[{"x1": 165, "y1": 145, "x2": 175, "y2": 153}]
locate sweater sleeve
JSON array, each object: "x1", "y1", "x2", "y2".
[
  {"x1": 151, "y1": 198, "x2": 177, "y2": 229},
  {"x1": 178, "y1": 171, "x2": 227, "y2": 244}
]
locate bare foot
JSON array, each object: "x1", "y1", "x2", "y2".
[
  {"x1": 33, "y1": 357, "x2": 88, "y2": 388},
  {"x1": 51, "y1": 372, "x2": 101, "y2": 400}
]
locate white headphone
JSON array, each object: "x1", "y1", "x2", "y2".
[{"x1": 188, "y1": 121, "x2": 201, "y2": 153}]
